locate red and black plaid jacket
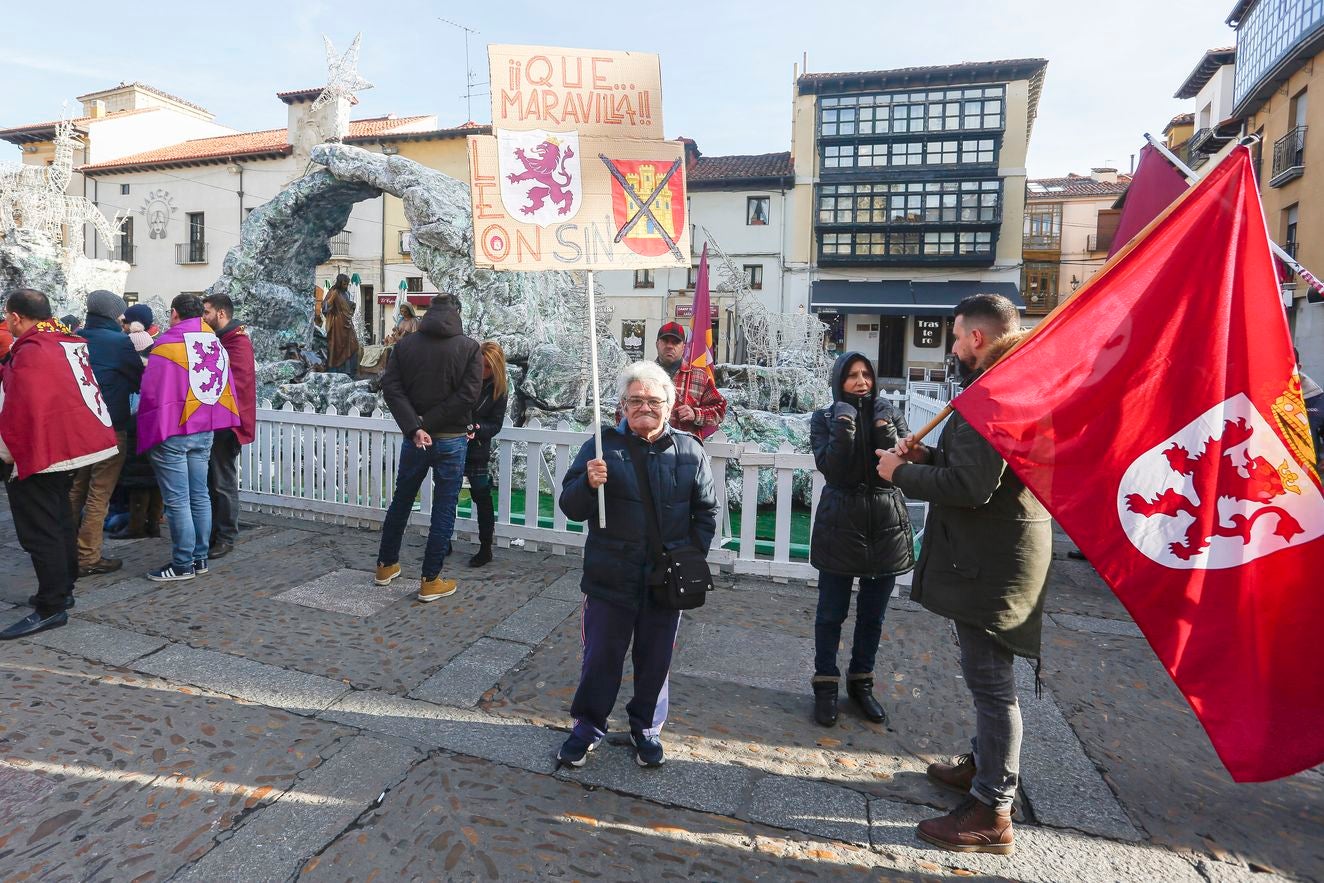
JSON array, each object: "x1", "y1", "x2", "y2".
[{"x1": 671, "y1": 364, "x2": 727, "y2": 436}]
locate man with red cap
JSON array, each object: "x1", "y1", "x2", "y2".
[
  {"x1": 0, "y1": 289, "x2": 120, "y2": 639},
  {"x1": 653, "y1": 322, "x2": 726, "y2": 438}
]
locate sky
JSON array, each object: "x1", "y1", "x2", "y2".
[{"x1": 2, "y1": 0, "x2": 1237, "y2": 178}]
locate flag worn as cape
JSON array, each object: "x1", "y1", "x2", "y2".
[
  {"x1": 685, "y1": 244, "x2": 718, "y2": 440},
  {"x1": 0, "y1": 322, "x2": 119, "y2": 479},
  {"x1": 137, "y1": 316, "x2": 241, "y2": 454},
  {"x1": 217, "y1": 322, "x2": 257, "y2": 446},
  {"x1": 951, "y1": 146, "x2": 1324, "y2": 782},
  {"x1": 1107, "y1": 142, "x2": 1190, "y2": 258}
]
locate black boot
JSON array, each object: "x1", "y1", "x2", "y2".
[
  {"x1": 468, "y1": 543, "x2": 493, "y2": 567},
  {"x1": 812, "y1": 678, "x2": 838, "y2": 727},
  {"x1": 847, "y1": 675, "x2": 887, "y2": 724}
]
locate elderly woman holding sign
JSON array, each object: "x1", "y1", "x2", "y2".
[{"x1": 556, "y1": 361, "x2": 718, "y2": 770}]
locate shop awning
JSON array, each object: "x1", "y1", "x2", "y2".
[{"x1": 810, "y1": 279, "x2": 1023, "y2": 316}]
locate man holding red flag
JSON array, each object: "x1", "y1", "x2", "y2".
[
  {"x1": 877, "y1": 293, "x2": 1050, "y2": 855},
  {"x1": 657, "y1": 244, "x2": 726, "y2": 440},
  {"x1": 0, "y1": 289, "x2": 120, "y2": 640},
  {"x1": 890, "y1": 145, "x2": 1324, "y2": 793}
]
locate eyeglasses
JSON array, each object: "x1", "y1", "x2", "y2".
[{"x1": 623, "y1": 396, "x2": 667, "y2": 411}]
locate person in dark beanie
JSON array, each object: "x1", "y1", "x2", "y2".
[
  {"x1": 376, "y1": 293, "x2": 481, "y2": 601},
  {"x1": 68, "y1": 290, "x2": 143, "y2": 576},
  {"x1": 202, "y1": 293, "x2": 256, "y2": 559},
  {"x1": 0, "y1": 289, "x2": 119, "y2": 639}
]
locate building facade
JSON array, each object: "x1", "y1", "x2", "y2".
[
  {"x1": 791, "y1": 59, "x2": 1046, "y2": 383},
  {"x1": 1022, "y1": 169, "x2": 1130, "y2": 315},
  {"x1": 1228, "y1": 0, "x2": 1324, "y2": 375}
]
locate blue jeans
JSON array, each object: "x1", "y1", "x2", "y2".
[
  {"x1": 377, "y1": 435, "x2": 467, "y2": 579},
  {"x1": 149, "y1": 432, "x2": 214, "y2": 568},
  {"x1": 814, "y1": 571, "x2": 894, "y2": 678}
]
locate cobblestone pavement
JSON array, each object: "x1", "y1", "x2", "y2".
[{"x1": 0, "y1": 500, "x2": 1318, "y2": 882}]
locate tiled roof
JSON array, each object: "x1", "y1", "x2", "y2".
[
  {"x1": 797, "y1": 58, "x2": 1048, "y2": 92},
  {"x1": 349, "y1": 123, "x2": 491, "y2": 144},
  {"x1": 0, "y1": 108, "x2": 160, "y2": 144},
  {"x1": 75, "y1": 82, "x2": 210, "y2": 115},
  {"x1": 689, "y1": 152, "x2": 793, "y2": 187},
  {"x1": 1026, "y1": 174, "x2": 1132, "y2": 198},
  {"x1": 1174, "y1": 47, "x2": 1237, "y2": 99},
  {"x1": 1164, "y1": 112, "x2": 1195, "y2": 133},
  {"x1": 80, "y1": 115, "x2": 432, "y2": 172}
]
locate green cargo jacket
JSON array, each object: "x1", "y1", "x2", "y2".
[{"x1": 891, "y1": 407, "x2": 1052, "y2": 658}]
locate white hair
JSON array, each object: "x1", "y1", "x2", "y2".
[{"x1": 616, "y1": 360, "x2": 675, "y2": 404}]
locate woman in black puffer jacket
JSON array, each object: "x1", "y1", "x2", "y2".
[{"x1": 808, "y1": 351, "x2": 914, "y2": 728}]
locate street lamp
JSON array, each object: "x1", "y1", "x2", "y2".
[{"x1": 1070, "y1": 275, "x2": 1081, "y2": 291}]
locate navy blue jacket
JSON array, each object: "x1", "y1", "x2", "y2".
[
  {"x1": 81, "y1": 314, "x2": 144, "y2": 432},
  {"x1": 560, "y1": 420, "x2": 718, "y2": 611}
]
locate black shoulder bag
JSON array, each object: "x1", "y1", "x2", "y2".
[{"x1": 624, "y1": 437, "x2": 712, "y2": 610}]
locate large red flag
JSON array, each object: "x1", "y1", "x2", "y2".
[
  {"x1": 685, "y1": 244, "x2": 718, "y2": 439},
  {"x1": 953, "y1": 146, "x2": 1324, "y2": 782},
  {"x1": 1107, "y1": 142, "x2": 1190, "y2": 258}
]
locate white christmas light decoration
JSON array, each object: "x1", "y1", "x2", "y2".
[{"x1": 310, "y1": 34, "x2": 373, "y2": 142}]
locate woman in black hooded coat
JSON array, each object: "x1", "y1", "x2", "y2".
[{"x1": 808, "y1": 351, "x2": 914, "y2": 727}]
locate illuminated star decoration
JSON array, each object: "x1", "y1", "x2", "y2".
[{"x1": 310, "y1": 33, "x2": 373, "y2": 142}]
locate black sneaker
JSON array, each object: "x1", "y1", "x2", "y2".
[
  {"x1": 631, "y1": 732, "x2": 665, "y2": 768},
  {"x1": 193, "y1": 559, "x2": 208, "y2": 575},
  {"x1": 147, "y1": 563, "x2": 195, "y2": 582},
  {"x1": 555, "y1": 732, "x2": 601, "y2": 768}
]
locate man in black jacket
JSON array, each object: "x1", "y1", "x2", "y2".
[
  {"x1": 375, "y1": 294, "x2": 482, "y2": 601},
  {"x1": 69, "y1": 290, "x2": 143, "y2": 577}
]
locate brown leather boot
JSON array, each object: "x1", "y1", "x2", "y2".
[
  {"x1": 917, "y1": 798, "x2": 1014, "y2": 855},
  {"x1": 927, "y1": 752, "x2": 977, "y2": 794}
]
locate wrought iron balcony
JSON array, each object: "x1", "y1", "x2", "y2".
[
  {"x1": 329, "y1": 231, "x2": 352, "y2": 258},
  {"x1": 175, "y1": 242, "x2": 207, "y2": 264},
  {"x1": 1270, "y1": 126, "x2": 1307, "y2": 187},
  {"x1": 111, "y1": 244, "x2": 136, "y2": 264},
  {"x1": 1186, "y1": 138, "x2": 1209, "y2": 169}
]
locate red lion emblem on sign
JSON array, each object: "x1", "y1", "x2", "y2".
[
  {"x1": 506, "y1": 140, "x2": 576, "y2": 216},
  {"x1": 191, "y1": 340, "x2": 226, "y2": 394},
  {"x1": 1125, "y1": 417, "x2": 1304, "y2": 560}
]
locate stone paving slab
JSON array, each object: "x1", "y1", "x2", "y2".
[
  {"x1": 0, "y1": 643, "x2": 355, "y2": 881},
  {"x1": 1013, "y1": 659, "x2": 1142, "y2": 841},
  {"x1": 539, "y1": 571, "x2": 584, "y2": 602},
  {"x1": 1049, "y1": 611, "x2": 1144, "y2": 638},
  {"x1": 22, "y1": 619, "x2": 167, "y2": 667},
  {"x1": 486, "y1": 594, "x2": 580, "y2": 645},
  {"x1": 133, "y1": 644, "x2": 351, "y2": 714},
  {"x1": 555, "y1": 740, "x2": 759, "y2": 819},
  {"x1": 746, "y1": 774, "x2": 871, "y2": 846},
  {"x1": 675, "y1": 620, "x2": 815, "y2": 694},
  {"x1": 321, "y1": 689, "x2": 570, "y2": 775},
  {"x1": 867, "y1": 796, "x2": 1203, "y2": 882},
  {"x1": 274, "y1": 568, "x2": 415, "y2": 616},
  {"x1": 84, "y1": 545, "x2": 552, "y2": 695},
  {"x1": 300, "y1": 751, "x2": 931, "y2": 882},
  {"x1": 175, "y1": 734, "x2": 422, "y2": 883},
  {"x1": 409, "y1": 636, "x2": 533, "y2": 707}
]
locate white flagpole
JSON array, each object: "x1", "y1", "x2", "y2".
[{"x1": 586, "y1": 270, "x2": 606, "y2": 528}]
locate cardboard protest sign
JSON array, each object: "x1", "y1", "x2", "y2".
[
  {"x1": 468, "y1": 133, "x2": 688, "y2": 271},
  {"x1": 488, "y1": 44, "x2": 663, "y2": 139}
]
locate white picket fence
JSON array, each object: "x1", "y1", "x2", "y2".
[{"x1": 239, "y1": 389, "x2": 924, "y2": 582}]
